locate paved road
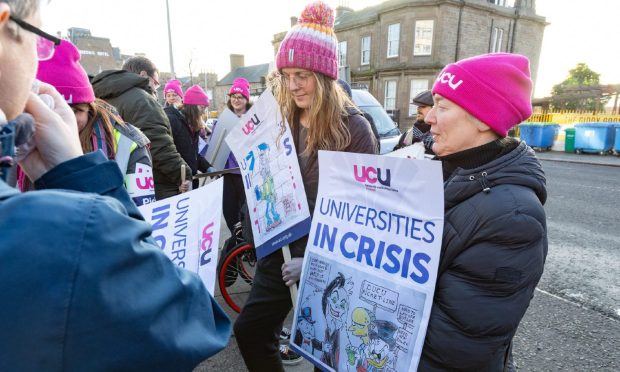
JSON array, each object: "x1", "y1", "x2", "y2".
[{"x1": 196, "y1": 154, "x2": 620, "y2": 371}]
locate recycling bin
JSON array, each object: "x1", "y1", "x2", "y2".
[
  {"x1": 518, "y1": 123, "x2": 560, "y2": 150},
  {"x1": 564, "y1": 128, "x2": 575, "y2": 153},
  {"x1": 574, "y1": 123, "x2": 615, "y2": 154}
]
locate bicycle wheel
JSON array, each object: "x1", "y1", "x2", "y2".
[{"x1": 218, "y1": 242, "x2": 256, "y2": 313}]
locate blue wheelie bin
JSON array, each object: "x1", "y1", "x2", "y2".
[
  {"x1": 518, "y1": 123, "x2": 560, "y2": 151},
  {"x1": 574, "y1": 123, "x2": 615, "y2": 155},
  {"x1": 614, "y1": 124, "x2": 620, "y2": 155}
]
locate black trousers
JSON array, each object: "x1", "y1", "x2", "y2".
[
  {"x1": 222, "y1": 174, "x2": 246, "y2": 234},
  {"x1": 234, "y1": 250, "x2": 292, "y2": 372}
]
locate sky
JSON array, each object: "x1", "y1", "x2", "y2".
[{"x1": 42, "y1": 0, "x2": 619, "y2": 98}]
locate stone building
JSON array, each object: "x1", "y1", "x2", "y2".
[
  {"x1": 214, "y1": 54, "x2": 270, "y2": 113},
  {"x1": 273, "y1": 0, "x2": 546, "y2": 129}
]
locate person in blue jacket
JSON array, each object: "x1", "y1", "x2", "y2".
[{"x1": 0, "y1": 1, "x2": 231, "y2": 370}]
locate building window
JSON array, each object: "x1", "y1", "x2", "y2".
[
  {"x1": 384, "y1": 80, "x2": 397, "y2": 110},
  {"x1": 361, "y1": 36, "x2": 371, "y2": 65},
  {"x1": 491, "y1": 27, "x2": 504, "y2": 52},
  {"x1": 387, "y1": 23, "x2": 400, "y2": 58},
  {"x1": 414, "y1": 20, "x2": 434, "y2": 56},
  {"x1": 338, "y1": 41, "x2": 348, "y2": 67},
  {"x1": 409, "y1": 79, "x2": 429, "y2": 116}
]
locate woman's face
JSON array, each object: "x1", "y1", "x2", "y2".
[
  {"x1": 281, "y1": 68, "x2": 316, "y2": 110},
  {"x1": 71, "y1": 104, "x2": 90, "y2": 131},
  {"x1": 426, "y1": 94, "x2": 485, "y2": 157},
  {"x1": 165, "y1": 91, "x2": 181, "y2": 106},
  {"x1": 229, "y1": 94, "x2": 247, "y2": 113}
]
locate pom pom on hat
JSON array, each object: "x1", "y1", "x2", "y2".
[
  {"x1": 183, "y1": 85, "x2": 209, "y2": 106},
  {"x1": 276, "y1": 1, "x2": 339, "y2": 80},
  {"x1": 431, "y1": 53, "x2": 533, "y2": 136},
  {"x1": 36, "y1": 40, "x2": 95, "y2": 105}
]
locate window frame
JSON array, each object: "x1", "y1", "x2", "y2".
[{"x1": 387, "y1": 23, "x2": 400, "y2": 58}]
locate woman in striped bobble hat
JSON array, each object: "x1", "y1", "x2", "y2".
[{"x1": 233, "y1": 2, "x2": 377, "y2": 371}]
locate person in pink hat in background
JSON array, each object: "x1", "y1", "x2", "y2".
[
  {"x1": 164, "y1": 79, "x2": 183, "y2": 108},
  {"x1": 19, "y1": 40, "x2": 155, "y2": 206},
  {"x1": 417, "y1": 53, "x2": 548, "y2": 371},
  {"x1": 165, "y1": 84, "x2": 211, "y2": 190},
  {"x1": 220, "y1": 77, "x2": 251, "y2": 236}
]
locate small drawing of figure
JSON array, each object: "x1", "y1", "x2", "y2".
[
  {"x1": 317, "y1": 273, "x2": 353, "y2": 369},
  {"x1": 346, "y1": 307, "x2": 375, "y2": 366},
  {"x1": 293, "y1": 306, "x2": 321, "y2": 357},
  {"x1": 357, "y1": 320, "x2": 398, "y2": 372},
  {"x1": 254, "y1": 142, "x2": 280, "y2": 227}
]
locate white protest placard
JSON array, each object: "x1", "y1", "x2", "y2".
[
  {"x1": 204, "y1": 108, "x2": 239, "y2": 170},
  {"x1": 225, "y1": 90, "x2": 311, "y2": 259},
  {"x1": 125, "y1": 162, "x2": 156, "y2": 206},
  {"x1": 290, "y1": 151, "x2": 444, "y2": 372},
  {"x1": 138, "y1": 178, "x2": 223, "y2": 295}
]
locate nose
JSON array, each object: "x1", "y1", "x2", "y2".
[
  {"x1": 425, "y1": 106, "x2": 437, "y2": 125},
  {"x1": 288, "y1": 77, "x2": 300, "y2": 91}
]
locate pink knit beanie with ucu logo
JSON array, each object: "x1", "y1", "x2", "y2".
[
  {"x1": 276, "y1": 1, "x2": 338, "y2": 80},
  {"x1": 431, "y1": 53, "x2": 533, "y2": 136}
]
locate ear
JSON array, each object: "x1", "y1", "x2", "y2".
[
  {"x1": 0, "y1": 4, "x2": 11, "y2": 61},
  {"x1": 139, "y1": 70, "x2": 148, "y2": 78},
  {"x1": 471, "y1": 116, "x2": 493, "y2": 133}
]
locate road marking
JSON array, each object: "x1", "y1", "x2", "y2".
[{"x1": 535, "y1": 288, "x2": 618, "y2": 322}]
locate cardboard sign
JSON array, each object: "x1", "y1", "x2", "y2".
[
  {"x1": 204, "y1": 108, "x2": 239, "y2": 170},
  {"x1": 125, "y1": 162, "x2": 156, "y2": 206},
  {"x1": 225, "y1": 90, "x2": 310, "y2": 259},
  {"x1": 290, "y1": 151, "x2": 444, "y2": 372},
  {"x1": 138, "y1": 178, "x2": 223, "y2": 295}
]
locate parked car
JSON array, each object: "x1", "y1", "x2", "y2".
[{"x1": 351, "y1": 89, "x2": 401, "y2": 154}]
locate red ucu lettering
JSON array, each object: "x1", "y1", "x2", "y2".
[
  {"x1": 242, "y1": 114, "x2": 260, "y2": 135},
  {"x1": 136, "y1": 176, "x2": 154, "y2": 190},
  {"x1": 200, "y1": 222, "x2": 215, "y2": 266},
  {"x1": 353, "y1": 165, "x2": 391, "y2": 186}
]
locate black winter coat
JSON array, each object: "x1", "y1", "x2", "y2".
[
  {"x1": 419, "y1": 142, "x2": 548, "y2": 371},
  {"x1": 92, "y1": 70, "x2": 191, "y2": 200},
  {"x1": 164, "y1": 106, "x2": 209, "y2": 181}
]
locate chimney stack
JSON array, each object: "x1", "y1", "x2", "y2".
[{"x1": 230, "y1": 54, "x2": 245, "y2": 71}]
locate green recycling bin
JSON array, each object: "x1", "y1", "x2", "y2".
[{"x1": 564, "y1": 128, "x2": 575, "y2": 153}]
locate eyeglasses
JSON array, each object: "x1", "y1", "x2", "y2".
[
  {"x1": 230, "y1": 94, "x2": 246, "y2": 101},
  {"x1": 281, "y1": 71, "x2": 313, "y2": 88},
  {"x1": 9, "y1": 15, "x2": 61, "y2": 61},
  {"x1": 149, "y1": 75, "x2": 161, "y2": 90}
]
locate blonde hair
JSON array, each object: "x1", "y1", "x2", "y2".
[{"x1": 273, "y1": 71, "x2": 355, "y2": 156}]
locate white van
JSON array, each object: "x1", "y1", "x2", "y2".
[{"x1": 351, "y1": 89, "x2": 401, "y2": 154}]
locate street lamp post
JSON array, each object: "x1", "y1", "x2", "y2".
[{"x1": 165, "y1": 0, "x2": 175, "y2": 76}]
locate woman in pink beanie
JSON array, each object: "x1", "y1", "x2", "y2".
[
  {"x1": 417, "y1": 53, "x2": 548, "y2": 371},
  {"x1": 221, "y1": 77, "x2": 252, "y2": 237},
  {"x1": 164, "y1": 79, "x2": 184, "y2": 108},
  {"x1": 22, "y1": 40, "x2": 155, "y2": 206},
  {"x1": 233, "y1": 2, "x2": 377, "y2": 371},
  {"x1": 164, "y1": 84, "x2": 211, "y2": 190}
]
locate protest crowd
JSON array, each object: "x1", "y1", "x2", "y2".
[{"x1": 0, "y1": 0, "x2": 547, "y2": 371}]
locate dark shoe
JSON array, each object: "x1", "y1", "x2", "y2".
[{"x1": 279, "y1": 344, "x2": 303, "y2": 366}]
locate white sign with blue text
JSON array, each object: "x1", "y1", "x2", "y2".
[
  {"x1": 225, "y1": 90, "x2": 311, "y2": 259},
  {"x1": 138, "y1": 178, "x2": 223, "y2": 295},
  {"x1": 290, "y1": 151, "x2": 444, "y2": 372}
]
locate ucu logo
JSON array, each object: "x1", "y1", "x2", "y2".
[
  {"x1": 353, "y1": 165, "x2": 391, "y2": 186},
  {"x1": 436, "y1": 71, "x2": 463, "y2": 90},
  {"x1": 242, "y1": 113, "x2": 260, "y2": 135}
]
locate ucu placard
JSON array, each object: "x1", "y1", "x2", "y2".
[
  {"x1": 353, "y1": 165, "x2": 391, "y2": 187},
  {"x1": 241, "y1": 113, "x2": 261, "y2": 135}
]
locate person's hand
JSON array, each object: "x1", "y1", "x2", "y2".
[
  {"x1": 19, "y1": 83, "x2": 82, "y2": 180},
  {"x1": 282, "y1": 257, "x2": 303, "y2": 287},
  {"x1": 323, "y1": 342, "x2": 332, "y2": 353},
  {"x1": 179, "y1": 180, "x2": 191, "y2": 193}
]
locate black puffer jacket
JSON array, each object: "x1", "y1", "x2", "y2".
[
  {"x1": 92, "y1": 70, "x2": 191, "y2": 200},
  {"x1": 419, "y1": 142, "x2": 548, "y2": 371},
  {"x1": 164, "y1": 106, "x2": 209, "y2": 181}
]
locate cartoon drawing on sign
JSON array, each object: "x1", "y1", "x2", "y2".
[
  {"x1": 358, "y1": 320, "x2": 398, "y2": 372},
  {"x1": 345, "y1": 307, "x2": 375, "y2": 367},
  {"x1": 253, "y1": 142, "x2": 281, "y2": 229},
  {"x1": 320, "y1": 273, "x2": 354, "y2": 369},
  {"x1": 294, "y1": 305, "x2": 320, "y2": 357}
]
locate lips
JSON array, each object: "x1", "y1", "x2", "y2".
[{"x1": 329, "y1": 305, "x2": 341, "y2": 317}]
